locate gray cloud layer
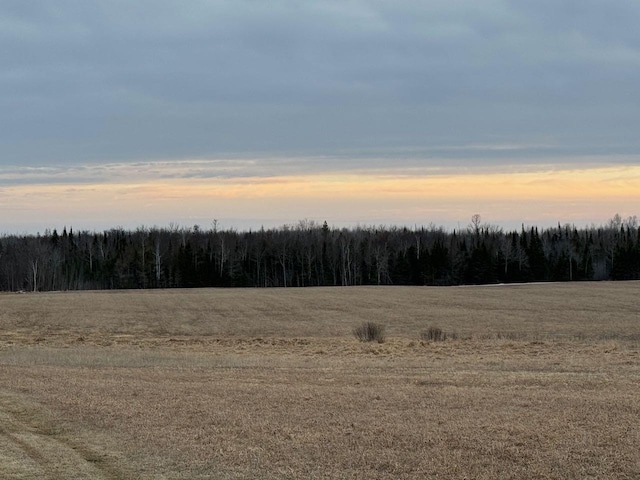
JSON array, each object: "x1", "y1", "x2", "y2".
[{"x1": 2, "y1": 1, "x2": 640, "y2": 167}]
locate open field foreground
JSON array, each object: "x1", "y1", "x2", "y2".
[{"x1": 1, "y1": 283, "x2": 639, "y2": 479}]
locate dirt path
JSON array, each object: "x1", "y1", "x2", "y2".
[{"x1": 0, "y1": 392, "x2": 125, "y2": 480}]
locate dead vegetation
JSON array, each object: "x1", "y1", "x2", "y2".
[
  {"x1": 0, "y1": 282, "x2": 639, "y2": 479},
  {"x1": 421, "y1": 325, "x2": 448, "y2": 341},
  {"x1": 353, "y1": 321, "x2": 386, "y2": 343}
]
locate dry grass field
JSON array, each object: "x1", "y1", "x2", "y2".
[{"x1": 0, "y1": 282, "x2": 639, "y2": 479}]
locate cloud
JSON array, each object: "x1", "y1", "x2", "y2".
[
  {"x1": 2, "y1": 1, "x2": 640, "y2": 167},
  {"x1": 1, "y1": 163, "x2": 639, "y2": 235},
  {"x1": 1, "y1": 148, "x2": 639, "y2": 192}
]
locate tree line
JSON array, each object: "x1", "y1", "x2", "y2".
[{"x1": 0, "y1": 215, "x2": 638, "y2": 292}]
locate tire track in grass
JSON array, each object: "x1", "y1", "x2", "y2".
[{"x1": 0, "y1": 392, "x2": 125, "y2": 480}]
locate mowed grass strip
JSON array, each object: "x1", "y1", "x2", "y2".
[{"x1": 0, "y1": 283, "x2": 639, "y2": 479}]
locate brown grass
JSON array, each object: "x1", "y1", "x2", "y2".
[{"x1": 1, "y1": 282, "x2": 639, "y2": 479}]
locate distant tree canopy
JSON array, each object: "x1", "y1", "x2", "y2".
[{"x1": 0, "y1": 216, "x2": 638, "y2": 292}]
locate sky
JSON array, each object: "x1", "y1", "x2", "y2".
[{"x1": 2, "y1": 0, "x2": 639, "y2": 233}]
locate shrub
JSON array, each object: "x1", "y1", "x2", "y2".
[
  {"x1": 353, "y1": 321, "x2": 386, "y2": 343},
  {"x1": 421, "y1": 326, "x2": 447, "y2": 342}
]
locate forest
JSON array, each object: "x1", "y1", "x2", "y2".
[{"x1": 0, "y1": 215, "x2": 638, "y2": 292}]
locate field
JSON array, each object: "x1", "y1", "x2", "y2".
[{"x1": 0, "y1": 283, "x2": 639, "y2": 479}]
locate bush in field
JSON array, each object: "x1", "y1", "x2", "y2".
[
  {"x1": 421, "y1": 326, "x2": 447, "y2": 342},
  {"x1": 353, "y1": 322, "x2": 386, "y2": 343}
]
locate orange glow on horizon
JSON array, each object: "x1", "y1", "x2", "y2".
[{"x1": 1, "y1": 164, "x2": 639, "y2": 229}]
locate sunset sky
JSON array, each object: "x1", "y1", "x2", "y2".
[{"x1": 2, "y1": 1, "x2": 639, "y2": 233}]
